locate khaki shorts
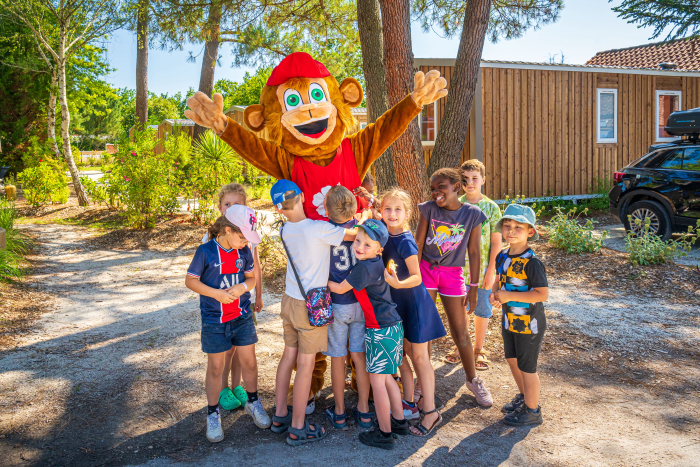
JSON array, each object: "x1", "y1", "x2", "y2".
[{"x1": 281, "y1": 294, "x2": 328, "y2": 354}]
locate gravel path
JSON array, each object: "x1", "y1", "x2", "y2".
[{"x1": 0, "y1": 223, "x2": 698, "y2": 467}]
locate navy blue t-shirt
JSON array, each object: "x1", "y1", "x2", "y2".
[
  {"x1": 346, "y1": 255, "x2": 401, "y2": 329},
  {"x1": 329, "y1": 219, "x2": 358, "y2": 304},
  {"x1": 187, "y1": 239, "x2": 254, "y2": 324}
]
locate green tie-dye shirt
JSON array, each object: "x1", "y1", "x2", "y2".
[{"x1": 459, "y1": 194, "x2": 502, "y2": 288}]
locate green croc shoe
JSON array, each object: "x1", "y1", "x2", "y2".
[
  {"x1": 219, "y1": 387, "x2": 241, "y2": 411},
  {"x1": 232, "y1": 386, "x2": 247, "y2": 407}
]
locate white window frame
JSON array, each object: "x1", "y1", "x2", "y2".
[
  {"x1": 656, "y1": 90, "x2": 683, "y2": 142},
  {"x1": 418, "y1": 102, "x2": 439, "y2": 147},
  {"x1": 596, "y1": 88, "x2": 618, "y2": 143},
  {"x1": 360, "y1": 122, "x2": 367, "y2": 130}
]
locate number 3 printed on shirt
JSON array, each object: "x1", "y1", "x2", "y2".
[{"x1": 333, "y1": 245, "x2": 357, "y2": 271}]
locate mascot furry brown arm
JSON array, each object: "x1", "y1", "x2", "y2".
[{"x1": 185, "y1": 52, "x2": 447, "y2": 220}]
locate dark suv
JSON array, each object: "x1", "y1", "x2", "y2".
[{"x1": 609, "y1": 141, "x2": 700, "y2": 240}]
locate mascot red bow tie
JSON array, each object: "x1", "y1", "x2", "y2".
[{"x1": 185, "y1": 52, "x2": 447, "y2": 220}]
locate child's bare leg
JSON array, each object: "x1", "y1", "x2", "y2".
[
  {"x1": 410, "y1": 342, "x2": 438, "y2": 426},
  {"x1": 521, "y1": 371, "x2": 540, "y2": 410},
  {"x1": 230, "y1": 349, "x2": 243, "y2": 388},
  {"x1": 330, "y1": 356, "x2": 346, "y2": 414},
  {"x1": 398, "y1": 340, "x2": 414, "y2": 402},
  {"x1": 290, "y1": 352, "x2": 316, "y2": 433},
  {"x1": 274, "y1": 346, "x2": 297, "y2": 422},
  {"x1": 235, "y1": 344, "x2": 258, "y2": 393},
  {"x1": 221, "y1": 347, "x2": 235, "y2": 390},
  {"x1": 473, "y1": 316, "x2": 489, "y2": 353},
  {"x1": 206, "y1": 353, "x2": 226, "y2": 406},
  {"x1": 350, "y1": 351, "x2": 371, "y2": 420},
  {"x1": 385, "y1": 374, "x2": 404, "y2": 421},
  {"x1": 441, "y1": 294, "x2": 478, "y2": 381},
  {"x1": 369, "y1": 373, "x2": 391, "y2": 432},
  {"x1": 506, "y1": 358, "x2": 525, "y2": 395}
]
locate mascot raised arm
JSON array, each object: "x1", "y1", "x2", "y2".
[{"x1": 185, "y1": 52, "x2": 447, "y2": 220}]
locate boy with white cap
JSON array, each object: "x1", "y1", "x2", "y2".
[{"x1": 186, "y1": 205, "x2": 271, "y2": 442}]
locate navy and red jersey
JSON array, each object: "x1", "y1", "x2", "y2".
[
  {"x1": 346, "y1": 255, "x2": 401, "y2": 329},
  {"x1": 187, "y1": 239, "x2": 254, "y2": 324},
  {"x1": 329, "y1": 219, "x2": 359, "y2": 304}
]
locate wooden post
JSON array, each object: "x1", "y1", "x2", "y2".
[{"x1": 0, "y1": 227, "x2": 5, "y2": 250}]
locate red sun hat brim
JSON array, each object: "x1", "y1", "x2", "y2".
[{"x1": 266, "y1": 52, "x2": 331, "y2": 86}]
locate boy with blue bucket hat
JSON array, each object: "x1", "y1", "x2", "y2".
[{"x1": 489, "y1": 204, "x2": 549, "y2": 426}]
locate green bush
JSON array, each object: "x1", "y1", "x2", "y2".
[
  {"x1": 544, "y1": 207, "x2": 607, "y2": 254},
  {"x1": 80, "y1": 176, "x2": 108, "y2": 205},
  {"x1": 101, "y1": 129, "x2": 181, "y2": 228},
  {"x1": 625, "y1": 217, "x2": 699, "y2": 266},
  {"x1": 17, "y1": 161, "x2": 70, "y2": 206},
  {"x1": 0, "y1": 199, "x2": 32, "y2": 280}
]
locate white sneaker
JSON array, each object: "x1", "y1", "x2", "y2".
[
  {"x1": 305, "y1": 399, "x2": 315, "y2": 415},
  {"x1": 465, "y1": 376, "x2": 493, "y2": 407},
  {"x1": 245, "y1": 399, "x2": 272, "y2": 429},
  {"x1": 206, "y1": 410, "x2": 224, "y2": 443}
]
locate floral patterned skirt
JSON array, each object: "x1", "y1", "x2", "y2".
[{"x1": 365, "y1": 322, "x2": 404, "y2": 374}]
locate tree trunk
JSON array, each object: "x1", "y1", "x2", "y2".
[
  {"x1": 428, "y1": 0, "x2": 491, "y2": 174},
  {"x1": 193, "y1": 0, "x2": 222, "y2": 141},
  {"x1": 57, "y1": 35, "x2": 89, "y2": 206},
  {"x1": 357, "y1": 0, "x2": 396, "y2": 191},
  {"x1": 380, "y1": 0, "x2": 428, "y2": 222},
  {"x1": 47, "y1": 69, "x2": 61, "y2": 160},
  {"x1": 135, "y1": 0, "x2": 149, "y2": 129}
]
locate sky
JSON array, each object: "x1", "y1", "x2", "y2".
[{"x1": 104, "y1": 0, "x2": 667, "y2": 97}]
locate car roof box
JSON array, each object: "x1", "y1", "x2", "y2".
[{"x1": 665, "y1": 108, "x2": 700, "y2": 136}]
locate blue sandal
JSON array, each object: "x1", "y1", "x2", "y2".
[
  {"x1": 324, "y1": 405, "x2": 348, "y2": 430},
  {"x1": 271, "y1": 407, "x2": 293, "y2": 434},
  {"x1": 287, "y1": 420, "x2": 327, "y2": 446},
  {"x1": 352, "y1": 406, "x2": 375, "y2": 429}
]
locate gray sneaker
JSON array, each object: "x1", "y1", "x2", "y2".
[
  {"x1": 465, "y1": 376, "x2": 493, "y2": 407},
  {"x1": 501, "y1": 393, "x2": 525, "y2": 413},
  {"x1": 245, "y1": 399, "x2": 272, "y2": 429},
  {"x1": 206, "y1": 410, "x2": 224, "y2": 443}
]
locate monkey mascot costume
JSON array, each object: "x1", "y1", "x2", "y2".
[{"x1": 186, "y1": 52, "x2": 447, "y2": 408}]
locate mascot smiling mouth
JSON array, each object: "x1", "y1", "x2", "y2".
[{"x1": 293, "y1": 118, "x2": 328, "y2": 138}]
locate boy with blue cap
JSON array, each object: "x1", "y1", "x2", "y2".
[
  {"x1": 489, "y1": 204, "x2": 549, "y2": 426},
  {"x1": 268, "y1": 180, "x2": 359, "y2": 446},
  {"x1": 329, "y1": 218, "x2": 407, "y2": 450}
]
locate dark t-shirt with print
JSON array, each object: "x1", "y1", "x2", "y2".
[
  {"x1": 495, "y1": 247, "x2": 548, "y2": 334},
  {"x1": 418, "y1": 201, "x2": 487, "y2": 267},
  {"x1": 328, "y1": 219, "x2": 359, "y2": 304},
  {"x1": 346, "y1": 255, "x2": 401, "y2": 329}
]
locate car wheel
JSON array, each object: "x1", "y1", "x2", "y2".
[{"x1": 624, "y1": 200, "x2": 672, "y2": 241}]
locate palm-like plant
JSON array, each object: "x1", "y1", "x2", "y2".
[{"x1": 191, "y1": 130, "x2": 237, "y2": 187}]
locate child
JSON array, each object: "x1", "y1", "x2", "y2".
[
  {"x1": 444, "y1": 160, "x2": 502, "y2": 370},
  {"x1": 381, "y1": 188, "x2": 446, "y2": 436},
  {"x1": 269, "y1": 180, "x2": 357, "y2": 446},
  {"x1": 415, "y1": 167, "x2": 493, "y2": 407},
  {"x1": 490, "y1": 204, "x2": 549, "y2": 426},
  {"x1": 203, "y1": 183, "x2": 265, "y2": 412},
  {"x1": 322, "y1": 186, "x2": 373, "y2": 430},
  {"x1": 354, "y1": 172, "x2": 381, "y2": 219},
  {"x1": 185, "y1": 205, "x2": 271, "y2": 443},
  {"x1": 329, "y1": 219, "x2": 408, "y2": 450}
]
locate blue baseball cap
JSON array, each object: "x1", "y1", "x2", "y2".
[
  {"x1": 270, "y1": 179, "x2": 301, "y2": 209},
  {"x1": 357, "y1": 218, "x2": 389, "y2": 247}
]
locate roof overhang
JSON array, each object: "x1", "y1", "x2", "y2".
[{"x1": 414, "y1": 58, "x2": 700, "y2": 77}]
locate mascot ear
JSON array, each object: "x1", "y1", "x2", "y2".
[
  {"x1": 244, "y1": 105, "x2": 266, "y2": 132},
  {"x1": 339, "y1": 78, "x2": 363, "y2": 108}
]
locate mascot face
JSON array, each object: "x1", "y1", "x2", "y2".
[{"x1": 243, "y1": 53, "x2": 363, "y2": 157}]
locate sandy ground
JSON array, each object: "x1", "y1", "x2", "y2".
[{"x1": 0, "y1": 223, "x2": 699, "y2": 467}]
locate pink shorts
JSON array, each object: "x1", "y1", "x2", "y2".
[{"x1": 420, "y1": 260, "x2": 467, "y2": 297}]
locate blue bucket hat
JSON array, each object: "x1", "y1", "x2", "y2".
[
  {"x1": 495, "y1": 204, "x2": 539, "y2": 241},
  {"x1": 357, "y1": 218, "x2": 389, "y2": 247}
]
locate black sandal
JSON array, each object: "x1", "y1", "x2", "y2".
[
  {"x1": 271, "y1": 406, "x2": 293, "y2": 434},
  {"x1": 286, "y1": 420, "x2": 327, "y2": 446},
  {"x1": 410, "y1": 408, "x2": 442, "y2": 437}
]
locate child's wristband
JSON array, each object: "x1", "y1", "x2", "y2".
[
  {"x1": 469, "y1": 283, "x2": 479, "y2": 288},
  {"x1": 242, "y1": 282, "x2": 248, "y2": 291}
]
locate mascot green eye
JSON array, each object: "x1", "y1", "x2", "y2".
[
  {"x1": 309, "y1": 83, "x2": 327, "y2": 103},
  {"x1": 283, "y1": 89, "x2": 303, "y2": 111}
]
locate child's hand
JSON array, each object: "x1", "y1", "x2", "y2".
[
  {"x1": 328, "y1": 281, "x2": 339, "y2": 293},
  {"x1": 255, "y1": 294, "x2": 263, "y2": 313},
  {"x1": 465, "y1": 286, "x2": 478, "y2": 315},
  {"x1": 226, "y1": 284, "x2": 247, "y2": 299},
  {"x1": 359, "y1": 208, "x2": 373, "y2": 223},
  {"x1": 353, "y1": 186, "x2": 372, "y2": 201},
  {"x1": 215, "y1": 289, "x2": 237, "y2": 304},
  {"x1": 384, "y1": 269, "x2": 400, "y2": 288},
  {"x1": 483, "y1": 266, "x2": 497, "y2": 290},
  {"x1": 493, "y1": 290, "x2": 508, "y2": 304},
  {"x1": 489, "y1": 292, "x2": 502, "y2": 309}
]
